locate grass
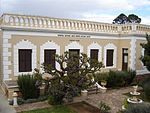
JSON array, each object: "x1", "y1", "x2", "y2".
[{"x1": 19, "y1": 105, "x2": 78, "y2": 113}]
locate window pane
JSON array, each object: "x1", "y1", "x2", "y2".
[
  {"x1": 90, "y1": 49, "x2": 99, "y2": 67},
  {"x1": 44, "y1": 49, "x2": 56, "y2": 69},
  {"x1": 90, "y1": 49, "x2": 98, "y2": 61},
  {"x1": 106, "y1": 49, "x2": 114, "y2": 66},
  {"x1": 19, "y1": 49, "x2": 32, "y2": 72}
]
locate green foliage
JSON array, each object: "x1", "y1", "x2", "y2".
[
  {"x1": 17, "y1": 74, "x2": 39, "y2": 100},
  {"x1": 128, "y1": 14, "x2": 141, "y2": 23},
  {"x1": 94, "y1": 72, "x2": 109, "y2": 84},
  {"x1": 140, "y1": 76, "x2": 150, "y2": 87},
  {"x1": 95, "y1": 70, "x2": 136, "y2": 88},
  {"x1": 141, "y1": 34, "x2": 150, "y2": 71},
  {"x1": 107, "y1": 70, "x2": 136, "y2": 88},
  {"x1": 19, "y1": 105, "x2": 77, "y2": 113},
  {"x1": 17, "y1": 95, "x2": 48, "y2": 105},
  {"x1": 48, "y1": 95, "x2": 62, "y2": 105},
  {"x1": 113, "y1": 13, "x2": 141, "y2": 24},
  {"x1": 124, "y1": 70, "x2": 136, "y2": 85},
  {"x1": 121, "y1": 104, "x2": 150, "y2": 113},
  {"x1": 98, "y1": 101, "x2": 111, "y2": 113},
  {"x1": 42, "y1": 52, "x2": 103, "y2": 104},
  {"x1": 48, "y1": 82, "x2": 65, "y2": 105},
  {"x1": 123, "y1": 98, "x2": 129, "y2": 109},
  {"x1": 143, "y1": 80, "x2": 150, "y2": 101},
  {"x1": 107, "y1": 71, "x2": 126, "y2": 87}
]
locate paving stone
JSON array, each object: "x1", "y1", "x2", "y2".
[{"x1": 74, "y1": 87, "x2": 133, "y2": 113}]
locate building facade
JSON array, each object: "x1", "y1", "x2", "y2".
[{"x1": 0, "y1": 14, "x2": 150, "y2": 97}]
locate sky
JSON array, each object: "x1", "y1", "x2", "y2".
[{"x1": 0, "y1": 0, "x2": 150, "y2": 25}]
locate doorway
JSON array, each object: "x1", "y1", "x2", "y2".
[{"x1": 122, "y1": 48, "x2": 128, "y2": 71}]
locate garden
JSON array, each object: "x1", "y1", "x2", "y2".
[{"x1": 13, "y1": 34, "x2": 150, "y2": 113}]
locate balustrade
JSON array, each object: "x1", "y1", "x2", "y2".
[{"x1": 0, "y1": 13, "x2": 150, "y2": 34}]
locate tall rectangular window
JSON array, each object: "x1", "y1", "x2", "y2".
[
  {"x1": 44, "y1": 49, "x2": 56, "y2": 69},
  {"x1": 19, "y1": 49, "x2": 32, "y2": 72},
  {"x1": 90, "y1": 49, "x2": 99, "y2": 61},
  {"x1": 90, "y1": 49, "x2": 99, "y2": 67},
  {"x1": 68, "y1": 49, "x2": 80, "y2": 73},
  {"x1": 106, "y1": 49, "x2": 114, "y2": 66}
]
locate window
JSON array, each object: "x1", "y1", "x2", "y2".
[
  {"x1": 106, "y1": 49, "x2": 114, "y2": 66},
  {"x1": 90, "y1": 49, "x2": 99, "y2": 61},
  {"x1": 122, "y1": 48, "x2": 128, "y2": 71},
  {"x1": 90, "y1": 49, "x2": 99, "y2": 67},
  {"x1": 44, "y1": 49, "x2": 56, "y2": 69},
  {"x1": 69, "y1": 49, "x2": 80, "y2": 57},
  {"x1": 69, "y1": 49, "x2": 80, "y2": 66},
  {"x1": 68, "y1": 49, "x2": 80, "y2": 73},
  {"x1": 19, "y1": 49, "x2": 32, "y2": 72}
]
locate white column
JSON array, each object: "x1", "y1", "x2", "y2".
[{"x1": 130, "y1": 37, "x2": 136, "y2": 70}]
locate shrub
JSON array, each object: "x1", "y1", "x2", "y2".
[
  {"x1": 107, "y1": 70, "x2": 136, "y2": 88},
  {"x1": 17, "y1": 97, "x2": 25, "y2": 105},
  {"x1": 48, "y1": 82, "x2": 65, "y2": 105},
  {"x1": 94, "y1": 72, "x2": 109, "y2": 84},
  {"x1": 107, "y1": 71, "x2": 125, "y2": 87},
  {"x1": 139, "y1": 76, "x2": 150, "y2": 87},
  {"x1": 98, "y1": 101, "x2": 111, "y2": 113},
  {"x1": 17, "y1": 74, "x2": 39, "y2": 100},
  {"x1": 48, "y1": 94, "x2": 64, "y2": 105},
  {"x1": 92, "y1": 70, "x2": 136, "y2": 88},
  {"x1": 124, "y1": 70, "x2": 136, "y2": 85},
  {"x1": 122, "y1": 103, "x2": 150, "y2": 113},
  {"x1": 143, "y1": 81, "x2": 150, "y2": 101},
  {"x1": 123, "y1": 98, "x2": 129, "y2": 109}
]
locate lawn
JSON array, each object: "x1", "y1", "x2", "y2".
[{"x1": 19, "y1": 105, "x2": 77, "y2": 113}]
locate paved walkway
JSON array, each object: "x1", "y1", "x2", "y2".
[
  {"x1": 0, "y1": 87, "x2": 16, "y2": 113},
  {"x1": 74, "y1": 87, "x2": 133, "y2": 113},
  {"x1": 0, "y1": 86, "x2": 142, "y2": 113}
]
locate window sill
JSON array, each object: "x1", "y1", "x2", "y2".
[
  {"x1": 14, "y1": 71, "x2": 33, "y2": 76},
  {"x1": 105, "y1": 65, "x2": 116, "y2": 69}
]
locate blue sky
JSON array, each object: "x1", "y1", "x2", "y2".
[{"x1": 0, "y1": 0, "x2": 150, "y2": 24}]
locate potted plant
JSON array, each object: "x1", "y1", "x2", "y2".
[{"x1": 81, "y1": 90, "x2": 88, "y2": 97}]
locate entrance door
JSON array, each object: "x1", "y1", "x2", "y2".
[{"x1": 122, "y1": 48, "x2": 128, "y2": 71}]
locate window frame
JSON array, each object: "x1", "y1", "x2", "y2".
[
  {"x1": 104, "y1": 43, "x2": 117, "y2": 68},
  {"x1": 18, "y1": 49, "x2": 32, "y2": 72},
  {"x1": 44, "y1": 49, "x2": 56, "y2": 69},
  {"x1": 106, "y1": 49, "x2": 114, "y2": 67}
]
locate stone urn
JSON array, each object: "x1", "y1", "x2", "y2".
[
  {"x1": 100, "y1": 86, "x2": 107, "y2": 93},
  {"x1": 133, "y1": 85, "x2": 138, "y2": 94},
  {"x1": 101, "y1": 80, "x2": 107, "y2": 87},
  {"x1": 81, "y1": 90, "x2": 88, "y2": 97}
]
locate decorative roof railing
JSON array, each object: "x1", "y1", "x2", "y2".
[{"x1": 0, "y1": 13, "x2": 150, "y2": 34}]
